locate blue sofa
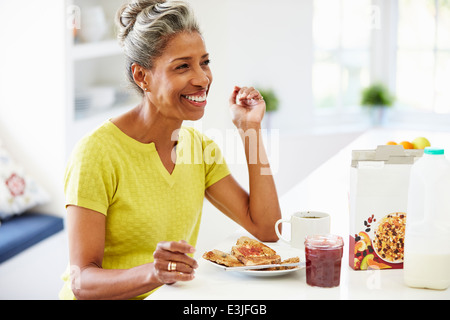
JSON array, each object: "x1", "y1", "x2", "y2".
[{"x1": 0, "y1": 212, "x2": 64, "y2": 263}]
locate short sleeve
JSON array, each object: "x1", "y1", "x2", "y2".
[
  {"x1": 201, "y1": 134, "x2": 231, "y2": 189},
  {"x1": 64, "y1": 137, "x2": 114, "y2": 216}
]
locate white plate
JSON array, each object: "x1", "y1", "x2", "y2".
[
  {"x1": 203, "y1": 242, "x2": 305, "y2": 277},
  {"x1": 204, "y1": 259, "x2": 304, "y2": 277},
  {"x1": 241, "y1": 267, "x2": 303, "y2": 277}
]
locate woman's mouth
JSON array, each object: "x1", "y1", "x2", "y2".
[{"x1": 182, "y1": 92, "x2": 207, "y2": 107}]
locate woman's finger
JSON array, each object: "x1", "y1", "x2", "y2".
[
  {"x1": 154, "y1": 251, "x2": 198, "y2": 271},
  {"x1": 153, "y1": 252, "x2": 196, "y2": 284},
  {"x1": 237, "y1": 87, "x2": 263, "y2": 103},
  {"x1": 237, "y1": 86, "x2": 250, "y2": 100},
  {"x1": 153, "y1": 265, "x2": 195, "y2": 284},
  {"x1": 157, "y1": 270, "x2": 195, "y2": 283},
  {"x1": 229, "y1": 86, "x2": 241, "y2": 105},
  {"x1": 153, "y1": 241, "x2": 198, "y2": 269},
  {"x1": 156, "y1": 240, "x2": 195, "y2": 254},
  {"x1": 166, "y1": 260, "x2": 195, "y2": 274}
]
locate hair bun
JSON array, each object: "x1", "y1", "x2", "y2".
[{"x1": 116, "y1": 0, "x2": 165, "y2": 45}]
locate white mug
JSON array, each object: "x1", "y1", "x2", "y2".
[{"x1": 274, "y1": 211, "x2": 330, "y2": 250}]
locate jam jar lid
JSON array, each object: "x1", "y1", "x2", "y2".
[{"x1": 304, "y1": 234, "x2": 344, "y2": 249}]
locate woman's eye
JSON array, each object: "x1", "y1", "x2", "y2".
[
  {"x1": 175, "y1": 59, "x2": 210, "y2": 71},
  {"x1": 176, "y1": 63, "x2": 189, "y2": 70}
]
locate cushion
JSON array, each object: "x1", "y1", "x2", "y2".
[
  {"x1": 0, "y1": 141, "x2": 49, "y2": 220},
  {"x1": 0, "y1": 212, "x2": 64, "y2": 263}
]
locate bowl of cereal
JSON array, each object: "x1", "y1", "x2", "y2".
[{"x1": 372, "y1": 212, "x2": 406, "y2": 263}]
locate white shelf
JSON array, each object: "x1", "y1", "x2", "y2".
[
  {"x1": 74, "y1": 98, "x2": 138, "y2": 121},
  {"x1": 72, "y1": 39, "x2": 122, "y2": 61},
  {"x1": 66, "y1": 0, "x2": 140, "y2": 158}
]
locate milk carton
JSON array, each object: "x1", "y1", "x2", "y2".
[{"x1": 404, "y1": 147, "x2": 450, "y2": 289}]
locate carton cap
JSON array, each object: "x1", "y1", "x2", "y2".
[{"x1": 351, "y1": 145, "x2": 423, "y2": 167}]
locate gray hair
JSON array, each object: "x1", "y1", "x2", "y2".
[{"x1": 116, "y1": 0, "x2": 201, "y2": 95}]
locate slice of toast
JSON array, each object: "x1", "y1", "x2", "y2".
[
  {"x1": 202, "y1": 249, "x2": 244, "y2": 267},
  {"x1": 264, "y1": 256, "x2": 300, "y2": 270},
  {"x1": 231, "y1": 236, "x2": 281, "y2": 266}
]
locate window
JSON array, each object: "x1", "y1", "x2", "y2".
[
  {"x1": 312, "y1": 0, "x2": 373, "y2": 113},
  {"x1": 313, "y1": 0, "x2": 450, "y2": 120},
  {"x1": 396, "y1": 0, "x2": 450, "y2": 114}
]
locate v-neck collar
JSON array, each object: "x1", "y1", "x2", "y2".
[{"x1": 152, "y1": 142, "x2": 181, "y2": 187}]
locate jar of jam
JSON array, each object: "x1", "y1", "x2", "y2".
[{"x1": 305, "y1": 234, "x2": 344, "y2": 288}]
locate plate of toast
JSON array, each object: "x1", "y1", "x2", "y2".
[{"x1": 202, "y1": 236, "x2": 305, "y2": 277}]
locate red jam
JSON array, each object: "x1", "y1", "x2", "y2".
[{"x1": 305, "y1": 235, "x2": 344, "y2": 288}]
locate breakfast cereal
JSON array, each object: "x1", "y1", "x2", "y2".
[
  {"x1": 349, "y1": 145, "x2": 423, "y2": 270},
  {"x1": 373, "y1": 212, "x2": 406, "y2": 263}
]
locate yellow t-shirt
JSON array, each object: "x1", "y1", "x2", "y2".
[{"x1": 59, "y1": 120, "x2": 230, "y2": 300}]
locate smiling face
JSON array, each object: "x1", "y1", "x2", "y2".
[{"x1": 144, "y1": 31, "x2": 213, "y2": 122}]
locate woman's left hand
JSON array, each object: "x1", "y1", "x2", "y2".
[{"x1": 229, "y1": 86, "x2": 266, "y2": 130}]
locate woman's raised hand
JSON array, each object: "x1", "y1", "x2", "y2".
[{"x1": 229, "y1": 86, "x2": 266, "y2": 130}]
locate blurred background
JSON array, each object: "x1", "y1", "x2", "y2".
[{"x1": 1, "y1": 0, "x2": 449, "y2": 219}]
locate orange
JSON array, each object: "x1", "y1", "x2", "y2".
[
  {"x1": 399, "y1": 141, "x2": 414, "y2": 149},
  {"x1": 386, "y1": 141, "x2": 397, "y2": 145}
]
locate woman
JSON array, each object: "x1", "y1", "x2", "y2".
[{"x1": 59, "y1": 0, "x2": 281, "y2": 300}]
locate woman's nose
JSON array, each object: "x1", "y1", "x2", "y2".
[{"x1": 191, "y1": 67, "x2": 211, "y2": 88}]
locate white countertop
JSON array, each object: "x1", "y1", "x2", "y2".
[{"x1": 148, "y1": 127, "x2": 450, "y2": 300}]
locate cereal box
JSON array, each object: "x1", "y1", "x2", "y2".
[{"x1": 348, "y1": 145, "x2": 423, "y2": 270}]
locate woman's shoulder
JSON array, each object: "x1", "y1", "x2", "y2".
[
  {"x1": 180, "y1": 126, "x2": 216, "y2": 146},
  {"x1": 180, "y1": 125, "x2": 201, "y2": 138},
  {"x1": 180, "y1": 126, "x2": 225, "y2": 164},
  {"x1": 70, "y1": 121, "x2": 116, "y2": 159}
]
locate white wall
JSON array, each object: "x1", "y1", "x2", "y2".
[
  {"x1": 0, "y1": 1, "x2": 67, "y2": 216},
  {"x1": 188, "y1": 0, "x2": 314, "y2": 133},
  {"x1": 186, "y1": 0, "x2": 319, "y2": 192}
]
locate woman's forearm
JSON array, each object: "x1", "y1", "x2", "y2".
[
  {"x1": 71, "y1": 263, "x2": 162, "y2": 300},
  {"x1": 238, "y1": 123, "x2": 281, "y2": 241}
]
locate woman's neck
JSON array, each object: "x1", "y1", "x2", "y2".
[{"x1": 111, "y1": 100, "x2": 182, "y2": 151}]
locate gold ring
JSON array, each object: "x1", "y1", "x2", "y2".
[{"x1": 168, "y1": 261, "x2": 177, "y2": 271}]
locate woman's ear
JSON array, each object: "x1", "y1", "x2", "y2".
[{"x1": 131, "y1": 63, "x2": 150, "y2": 92}]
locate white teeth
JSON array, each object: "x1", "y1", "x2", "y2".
[{"x1": 183, "y1": 94, "x2": 206, "y2": 102}]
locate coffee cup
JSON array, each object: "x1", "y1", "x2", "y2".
[{"x1": 274, "y1": 211, "x2": 331, "y2": 250}]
